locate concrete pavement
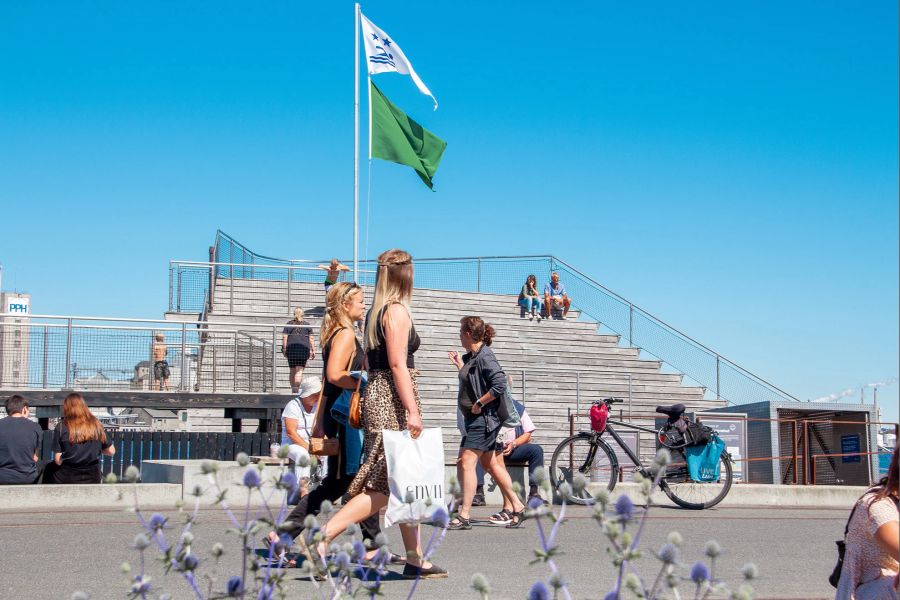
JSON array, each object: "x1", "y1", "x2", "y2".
[{"x1": 0, "y1": 503, "x2": 845, "y2": 599}]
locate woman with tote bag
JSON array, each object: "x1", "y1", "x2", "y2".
[
  {"x1": 448, "y1": 316, "x2": 526, "y2": 529},
  {"x1": 319, "y1": 249, "x2": 447, "y2": 580}
]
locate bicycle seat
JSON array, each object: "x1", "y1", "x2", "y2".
[{"x1": 655, "y1": 403, "x2": 686, "y2": 419}]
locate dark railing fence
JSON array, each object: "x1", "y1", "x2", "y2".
[{"x1": 38, "y1": 430, "x2": 278, "y2": 480}]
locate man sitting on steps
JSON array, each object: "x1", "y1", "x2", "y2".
[{"x1": 543, "y1": 271, "x2": 571, "y2": 320}]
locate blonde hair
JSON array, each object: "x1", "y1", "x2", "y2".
[
  {"x1": 320, "y1": 282, "x2": 362, "y2": 350},
  {"x1": 292, "y1": 307, "x2": 304, "y2": 321},
  {"x1": 366, "y1": 249, "x2": 414, "y2": 349}
]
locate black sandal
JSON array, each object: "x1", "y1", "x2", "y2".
[
  {"x1": 505, "y1": 511, "x2": 524, "y2": 529},
  {"x1": 447, "y1": 516, "x2": 472, "y2": 530}
]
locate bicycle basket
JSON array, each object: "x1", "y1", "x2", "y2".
[{"x1": 590, "y1": 402, "x2": 608, "y2": 433}]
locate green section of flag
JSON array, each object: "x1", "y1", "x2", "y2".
[{"x1": 370, "y1": 82, "x2": 446, "y2": 190}]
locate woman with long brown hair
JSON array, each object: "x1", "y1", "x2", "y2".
[
  {"x1": 44, "y1": 393, "x2": 114, "y2": 484},
  {"x1": 835, "y1": 444, "x2": 899, "y2": 598},
  {"x1": 320, "y1": 249, "x2": 447, "y2": 579}
]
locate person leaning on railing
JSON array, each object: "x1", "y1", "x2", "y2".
[
  {"x1": 836, "y1": 444, "x2": 899, "y2": 599},
  {"x1": 43, "y1": 393, "x2": 115, "y2": 484}
]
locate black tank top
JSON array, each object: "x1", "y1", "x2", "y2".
[
  {"x1": 366, "y1": 304, "x2": 420, "y2": 370},
  {"x1": 321, "y1": 328, "x2": 364, "y2": 438}
]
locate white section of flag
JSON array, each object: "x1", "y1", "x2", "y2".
[{"x1": 360, "y1": 12, "x2": 437, "y2": 109}]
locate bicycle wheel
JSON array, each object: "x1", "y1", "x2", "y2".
[
  {"x1": 660, "y1": 450, "x2": 733, "y2": 509},
  {"x1": 549, "y1": 434, "x2": 618, "y2": 505}
]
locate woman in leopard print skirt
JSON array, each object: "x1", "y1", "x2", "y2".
[{"x1": 320, "y1": 249, "x2": 447, "y2": 580}]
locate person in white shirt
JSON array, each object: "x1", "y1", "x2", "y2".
[{"x1": 281, "y1": 376, "x2": 326, "y2": 496}]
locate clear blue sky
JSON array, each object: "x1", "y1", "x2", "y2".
[{"x1": 2, "y1": 2, "x2": 897, "y2": 419}]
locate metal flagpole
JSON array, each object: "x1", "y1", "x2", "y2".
[{"x1": 353, "y1": 2, "x2": 361, "y2": 282}]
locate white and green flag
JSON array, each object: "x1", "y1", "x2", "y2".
[{"x1": 360, "y1": 12, "x2": 438, "y2": 109}]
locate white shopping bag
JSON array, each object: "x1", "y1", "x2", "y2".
[{"x1": 382, "y1": 427, "x2": 445, "y2": 528}]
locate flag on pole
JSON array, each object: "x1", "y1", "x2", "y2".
[
  {"x1": 370, "y1": 82, "x2": 446, "y2": 189},
  {"x1": 360, "y1": 12, "x2": 438, "y2": 109}
]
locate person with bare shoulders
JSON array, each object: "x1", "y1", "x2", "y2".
[
  {"x1": 317, "y1": 258, "x2": 350, "y2": 294},
  {"x1": 319, "y1": 249, "x2": 447, "y2": 579},
  {"x1": 151, "y1": 333, "x2": 170, "y2": 391}
]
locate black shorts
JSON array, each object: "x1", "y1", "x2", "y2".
[
  {"x1": 154, "y1": 361, "x2": 170, "y2": 379},
  {"x1": 285, "y1": 344, "x2": 311, "y2": 368},
  {"x1": 460, "y1": 416, "x2": 502, "y2": 452}
]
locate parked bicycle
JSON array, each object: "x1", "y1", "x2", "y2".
[{"x1": 549, "y1": 398, "x2": 734, "y2": 509}]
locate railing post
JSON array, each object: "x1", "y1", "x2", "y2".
[
  {"x1": 180, "y1": 324, "x2": 187, "y2": 392},
  {"x1": 208, "y1": 246, "x2": 216, "y2": 315},
  {"x1": 176, "y1": 270, "x2": 182, "y2": 313},
  {"x1": 287, "y1": 267, "x2": 293, "y2": 312},
  {"x1": 628, "y1": 373, "x2": 632, "y2": 420},
  {"x1": 42, "y1": 325, "x2": 48, "y2": 388},
  {"x1": 716, "y1": 356, "x2": 721, "y2": 400},
  {"x1": 64, "y1": 318, "x2": 73, "y2": 388},
  {"x1": 212, "y1": 344, "x2": 217, "y2": 394},
  {"x1": 271, "y1": 326, "x2": 278, "y2": 393},
  {"x1": 229, "y1": 271, "x2": 234, "y2": 315},
  {"x1": 233, "y1": 333, "x2": 238, "y2": 393},
  {"x1": 476, "y1": 259, "x2": 482, "y2": 292},
  {"x1": 576, "y1": 371, "x2": 580, "y2": 415},
  {"x1": 168, "y1": 266, "x2": 174, "y2": 312},
  {"x1": 629, "y1": 304, "x2": 634, "y2": 346}
]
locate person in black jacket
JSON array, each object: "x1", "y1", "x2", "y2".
[{"x1": 448, "y1": 316, "x2": 526, "y2": 529}]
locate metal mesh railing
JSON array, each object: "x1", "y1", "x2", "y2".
[
  {"x1": 0, "y1": 316, "x2": 325, "y2": 394},
  {"x1": 168, "y1": 232, "x2": 800, "y2": 407}
]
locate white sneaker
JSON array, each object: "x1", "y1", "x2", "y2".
[{"x1": 529, "y1": 313, "x2": 534, "y2": 320}]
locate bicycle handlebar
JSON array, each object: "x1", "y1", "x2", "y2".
[{"x1": 596, "y1": 397, "x2": 625, "y2": 405}]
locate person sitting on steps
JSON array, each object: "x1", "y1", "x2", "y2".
[
  {"x1": 543, "y1": 271, "x2": 571, "y2": 320},
  {"x1": 518, "y1": 274, "x2": 543, "y2": 321}
]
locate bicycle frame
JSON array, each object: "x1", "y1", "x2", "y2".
[{"x1": 602, "y1": 419, "x2": 661, "y2": 472}]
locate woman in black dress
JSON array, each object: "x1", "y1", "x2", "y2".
[
  {"x1": 267, "y1": 282, "x2": 395, "y2": 565},
  {"x1": 44, "y1": 393, "x2": 115, "y2": 484}
]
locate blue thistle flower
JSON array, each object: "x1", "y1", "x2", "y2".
[
  {"x1": 226, "y1": 576, "x2": 243, "y2": 596},
  {"x1": 657, "y1": 543, "x2": 679, "y2": 564},
  {"x1": 614, "y1": 495, "x2": 634, "y2": 521},
  {"x1": 351, "y1": 540, "x2": 367, "y2": 562},
  {"x1": 430, "y1": 506, "x2": 450, "y2": 528},
  {"x1": 242, "y1": 468, "x2": 261, "y2": 488},
  {"x1": 690, "y1": 561, "x2": 710, "y2": 583},
  {"x1": 334, "y1": 551, "x2": 351, "y2": 571},
  {"x1": 148, "y1": 513, "x2": 168, "y2": 531},
  {"x1": 280, "y1": 471, "x2": 297, "y2": 490},
  {"x1": 527, "y1": 580, "x2": 551, "y2": 600},
  {"x1": 182, "y1": 553, "x2": 199, "y2": 571},
  {"x1": 528, "y1": 495, "x2": 545, "y2": 509}
]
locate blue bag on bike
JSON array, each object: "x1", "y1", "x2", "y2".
[{"x1": 684, "y1": 433, "x2": 726, "y2": 482}]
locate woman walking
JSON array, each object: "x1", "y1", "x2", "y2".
[
  {"x1": 518, "y1": 274, "x2": 543, "y2": 320},
  {"x1": 448, "y1": 317, "x2": 526, "y2": 529},
  {"x1": 835, "y1": 445, "x2": 898, "y2": 599},
  {"x1": 320, "y1": 249, "x2": 447, "y2": 579},
  {"x1": 282, "y1": 307, "x2": 315, "y2": 394},
  {"x1": 44, "y1": 393, "x2": 115, "y2": 484},
  {"x1": 267, "y1": 283, "x2": 385, "y2": 562}
]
